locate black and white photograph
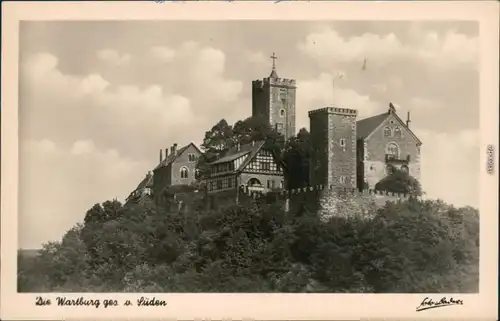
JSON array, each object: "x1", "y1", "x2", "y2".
[{"x1": 2, "y1": 1, "x2": 498, "y2": 320}]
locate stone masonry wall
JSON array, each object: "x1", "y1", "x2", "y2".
[
  {"x1": 329, "y1": 111, "x2": 357, "y2": 189},
  {"x1": 363, "y1": 114, "x2": 421, "y2": 189},
  {"x1": 309, "y1": 111, "x2": 330, "y2": 186},
  {"x1": 252, "y1": 77, "x2": 297, "y2": 141},
  {"x1": 170, "y1": 144, "x2": 201, "y2": 186}
]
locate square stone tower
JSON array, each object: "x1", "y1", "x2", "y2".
[
  {"x1": 252, "y1": 53, "x2": 296, "y2": 141},
  {"x1": 309, "y1": 107, "x2": 358, "y2": 189}
]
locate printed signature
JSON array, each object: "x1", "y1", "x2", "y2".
[{"x1": 416, "y1": 297, "x2": 464, "y2": 312}]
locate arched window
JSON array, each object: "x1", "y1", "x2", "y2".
[
  {"x1": 384, "y1": 127, "x2": 392, "y2": 137},
  {"x1": 394, "y1": 127, "x2": 402, "y2": 138},
  {"x1": 280, "y1": 109, "x2": 286, "y2": 117},
  {"x1": 386, "y1": 142, "x2": 399, "y2": 158},
  {"x1": 401, "y1": 165, "x2": 409, "y2": 173},
  {"x1": 180, "y1": 167, "x2": 189, "y2": 179}
]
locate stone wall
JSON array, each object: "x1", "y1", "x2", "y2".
[
  {"x1": 362, "y1": 114, "x2": 421, "y2": 188},
  {"x1": 170, "y1": 144, "x2": 201, "y2": 186},
  {"x1": 309, "y1": 107, "x2": 358, "y2": 189},
  {"x1": 252, "y1": 77, "x2": 297, "y2": 141}
]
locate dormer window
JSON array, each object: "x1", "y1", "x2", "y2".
[{"x1": 383, "y1": 127, "x2": 392, "y2": 137}]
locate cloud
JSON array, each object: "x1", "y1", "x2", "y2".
[
  {"x1": 296, "y1": 72, "x2": 383, "y2": 129},
  {"x1": 150, "y1": 46, "x2": 176, "y2": 63},
  {"x1": 409, "y1": 97, "x2": 444, "y2": 111},
  {"x1": 298, "y1": 28, "x2": 405, "y2": 67},
  {"x1": 19, "y1": 138, "x2": 149, "y2": 249},
  {"x1": 71, "y1": 139, "x2": 96, "y2": 155},
  {"x1": 414, "y1": 128, "x2": 479, "y2": 208},
  {"x1": 298, "y1": 26, "x2": 478, "y2": 70},
  {"x1": 244, "y1": 51, "x2": 268, "y2": 65},
  {"x1": 96, "y1": 49, "x2": 131, "y2": 66},
  {"x1": 20, "y1": 52, "x2": 197, "y2": 155}
]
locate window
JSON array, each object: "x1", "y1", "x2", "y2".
[
  {"x1": 228, "y1": 177, "x2": 233, "y2": 188},
  {"x1": 339, "y1": 176, "x2": 346, "y2": 184},
  {"x1": 280, "y1": 109, "x2": 286, "y2": 117},
  {"x1": 188, "y1": 153, "x2": 196, "y2": 162},
  {"x1": 195, "y1": 169, "x2": 200, "y2": 179},
  {"x1": 401, "y1": 165, "x2": 409, "y2": 173},
  {"x1": 267, "y1": 180, "x2": 272, "y2": 188},
  {"x1": 217, "y1": 179, "x2": 223, "y2": 190},
  {"x1": 386, "y1": 142, "x2": 399, "y2": 158},
  {"x1": 394, "y1": 127, "x2": 402, "y2": 138},
  {"x1": 276, "y1": 123, "x2": 284, "y2": 132},
  {"x1": 384, "y1": 127, "x2": 392, "y2": 137},
  {"x1": 180, "y1": 167, "x2": 189, "y2": 179},
  {"x1": 261, "y1": 162, "x2": 271, "y2": 171},
  {"x1": 339, "y1": 138, "x2": 346, "y2": 147}
]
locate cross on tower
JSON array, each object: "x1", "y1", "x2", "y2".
[{"x1": 270, "y1": 52, "x2": 278, "y2": 69}]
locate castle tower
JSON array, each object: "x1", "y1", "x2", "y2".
[
  {"x1": 252, "y1": 52, "x2": 296, "y2": 141},
  {"x1": 309, "y1": 107, "x2": 358, "y2": 219},
  {"x1": 309, "y1": 107, "x2": 358, "y2": 189}
]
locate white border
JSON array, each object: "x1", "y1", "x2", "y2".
[{"x1": 2, "y1": 1, "x2": 499, "y2": 320}]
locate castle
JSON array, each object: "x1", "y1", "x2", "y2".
[{"x1": 127, "y1": 53, "x2": 422, "y2": 212}]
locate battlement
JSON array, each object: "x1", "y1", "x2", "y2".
[
  {"x1": 240, "y1": 184, "x2": 410, "y2": 200},
  {"x1": 308, "y1": 107, "x2": 358, "y2": 117},
  {"x1": 253, "y1": 77, "x2": 296, "y2": 88}
]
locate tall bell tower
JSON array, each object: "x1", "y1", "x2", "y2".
[{"x1": 251, "y1": 52, "x2": 296, "y2": 141}]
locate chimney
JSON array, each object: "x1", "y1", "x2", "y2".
[
  {"x1": 406, "y1": 111, "x2": 411, "y2": 128},
  {"x1": 159, "y1": 149, "x2": 163, "y2": 163},
  {"x1": 172, "y1": 143, "x2": 178, "y2": 155},
  {"x1": 165, "y1": 148, "x2": 169, "y2": 159}
]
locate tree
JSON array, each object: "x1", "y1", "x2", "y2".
[
  {"x1": 282, "y1": 128, "x2": 311, "y2": 189},
  {"x1": 375, "y1": 164, "x2": 422, "y2": 197},
  {"x1": 233, "y1": 116, "x2": 285, "y2": 156},
  {"x1": 197, "y1": 119, "x2": 234, "y2": 179}
]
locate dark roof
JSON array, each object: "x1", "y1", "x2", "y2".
[
  {"x1": 356, "y1": 110, "x2": 422, "y2": 145},
  {"x1": 154, "y1": 142, "x2": 201, "y2": 170},
  {"x1": 135, "y1": 172, "x2": 153, "y2": 190},
  {"x1": 356, "y1": 112, "x2": 388, "y2": 139},
  {"x1": 208, "y1": 140, "x2": 266, "y2": 172}
]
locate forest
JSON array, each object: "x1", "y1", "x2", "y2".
[{"x1": 18, "y1": 117, "x2": 479, "y2": 293}]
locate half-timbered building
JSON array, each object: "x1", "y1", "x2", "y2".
[{"x1": 205, "y1": 140, "x2": 285, "y2": 195}]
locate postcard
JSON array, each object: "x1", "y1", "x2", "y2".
[{"x1": 1, "y1": 1, "x2": 499, "y2": 320}]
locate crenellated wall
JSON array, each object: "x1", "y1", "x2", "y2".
[{"x1": 239, "y1": 184, "x2": 411, "y2": 220}]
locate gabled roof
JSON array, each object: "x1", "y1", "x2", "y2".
[
  {"x1": 154, "y1": 142, "x2": 201, "y2": 170},
  {"x1": 207, "y1": 140, "x2": 268, "y2": 172},
  {"x1": 135, "y1": 172, "x2": 153, "y2": 190},
  {"x1": 356, "y1": 112, "x2": 389, "y2": 139},
  {"x1": 356, "y1": 110, "x2": 422, "y2": 145},
  {"x1": 126, "y1": 172, "x2": 153, "y2": 203}
]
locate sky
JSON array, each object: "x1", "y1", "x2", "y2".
[{"x1": 18, "y1": 20, "x2": 479, "y2": 249}]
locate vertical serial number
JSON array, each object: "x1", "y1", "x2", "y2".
[{"x1": 486, "y1": 145, "x2": 495, "y2": 175}]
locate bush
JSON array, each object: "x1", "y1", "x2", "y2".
[{"x1": 18, "y1": 193, "x2": 479, "y2": 293}]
